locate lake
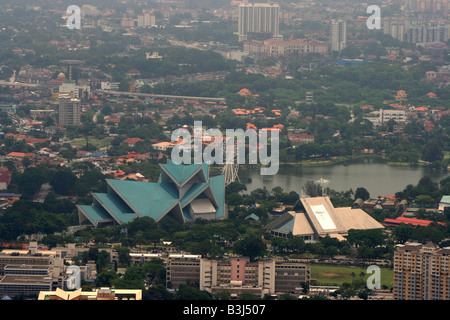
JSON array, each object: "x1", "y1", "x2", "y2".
[{"x1": 237, "y1": 158, "x2": 449, "y2": 198}]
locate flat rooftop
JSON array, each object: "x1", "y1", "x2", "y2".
[{"x1": 0, "y1": 274, "x2": 52, "y2": 285}]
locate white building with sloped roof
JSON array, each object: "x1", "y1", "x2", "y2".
[{"x1": 265, "y1": 196, "x2": 384, "y2": 243}]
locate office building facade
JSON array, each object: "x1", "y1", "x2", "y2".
[
  {"x1": 330, "y1": 19, "x2": 347, "y2": 52},
  {"x1": 58, "y1": 95, "x2": 81, "y2": 126},
  {"x1": 238, "y1": 3, "x2": 280, "y2": 42},
  {"x1": 165, "y1": 255, "x2": 309, "y2": 297}
]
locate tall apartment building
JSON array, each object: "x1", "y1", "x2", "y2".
[
  {"x1": 407, "y1": 24, "x2": 449, "y2": 44},
  {"x1": 405, "y1": 0, "x2": 449, "y2": 15},
  {"x1": 137, "y1": 12, "x2": 156, "y2": 28},
  {"x1": 330, "y1": 19, "x2": 347, "y2": 52},
  {"x1": 238, "y1": 3, "x2": 281, "y2": 42},
  {"x1": 394, "y1": 242, "x2": 450, "y2": 300},
  {"x1": 58, "y1": 95, "x2": 81, "y2": 126},
  {"x1": 383, "y1": 18, "x2": 407, "y2": 42}
]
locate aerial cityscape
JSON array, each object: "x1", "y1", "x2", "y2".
[{"x1": 0, "y1": 0, "x2": 449, "y2": 306}]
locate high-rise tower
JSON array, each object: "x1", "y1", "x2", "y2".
[
  {"x1": 330, "y1": 19, "x2": 347, "y2": 52},
  {"x1": 238, "y1": 3, "x2": 281, "y2": 42}
]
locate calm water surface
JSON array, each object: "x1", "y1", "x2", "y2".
[{"x1": 238, "y1": 158, "x2": 449, "y2": 197}]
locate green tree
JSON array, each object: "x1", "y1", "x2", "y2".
[
  {"x1": 174, "y1": 283, "x2": 212, "y2": 300},
  {"x1": 354, "y1": 187, "x2": 370, "y2": 201},
  {"x1": 233, "y1": 234, "x2": 267, "y2": 261},
  {"x1": 96, "y1": 270, "x2": 118, "y2": 287},
  {"x1": 422, "y1": 139, "x2": 443, "y2": 163}
]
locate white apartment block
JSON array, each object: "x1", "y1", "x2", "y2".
[
  {"x1": 330, "y1": 19, "x2": 346, "y2": 52},
  {"x1": 380, "y1": 109, "x2": 407, "y2": 123},
  {"x1": 238, "y1": 3, "x2": 280, "y2": 42}
]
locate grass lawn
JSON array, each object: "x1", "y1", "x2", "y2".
[
  {"x1": 310, "y1": 264, "x2": 393, "y2": 288},
  {"x1": 70, "y1": 137, "x2": 111, "y2": 148}
]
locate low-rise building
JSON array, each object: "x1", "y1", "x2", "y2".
[
  {"x1": 380, "y1": 109, "x2": 407, "y2": 123},
  {"x1": 38, "y1": 287, "x2": 142, "y2": 300},
  {"x1": 265, "y1": 196, "x2": 384, "y2": 242}
]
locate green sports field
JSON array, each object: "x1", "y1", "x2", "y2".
[{"x1": 310, "y1": 264, "x2": 394, "y2": 288}]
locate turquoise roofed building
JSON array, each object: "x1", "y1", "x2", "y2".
[{"x1": 77, "y1": 161, "x2": 227, "y2": 227}]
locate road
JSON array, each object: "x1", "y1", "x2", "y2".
[{"x1": 95, "y1": 90, "x2": 226, "y2": 102}]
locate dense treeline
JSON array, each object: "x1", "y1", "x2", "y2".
[{"x1": 148, "y1": 62, "x2": 450, "y2": 108}]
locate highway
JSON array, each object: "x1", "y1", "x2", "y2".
[
  {"x1": 0, "y1": 80, "x2": 39, "y2": 88},
  {"x1": 0, "y1": 81, "x2": 227, "y2": 102},
  {"x1": 94, "y1": 90, "x2": 226, "y2": 102}
]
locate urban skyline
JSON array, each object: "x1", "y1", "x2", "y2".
[{"x1": 0, "y1": 0, "x2": 448, "y2": 307}]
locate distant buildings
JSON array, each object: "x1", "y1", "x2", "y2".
[
  {"x1": 383, "y1": 18, "x2": 407, "y2": 42},
  {"x1": 137, "y1": 12, "x2": 156, "y2": 28},
  {"x1": 238, "y1": 3, "x2": 281, "y2": 42},
  {"x1": 407, "y1": 24, "x2": 448, "y2": 44},
  {"x1": 380, "y1": 109, "x2": 407, "y2": 123},
  {"x1": 77, "y1": 161, "x2": 227, "y2": 227},
  {"x1": 0, "y1": 167, "x2": 12, "y2": 190},
  {"x1": 244, "y1": 38, "x2": 327, "y2": 58},
  {"x1": 265, "y1": 196, "x2": 384, "y2": 242},
  {"x1": 166, "y1": 254, "x2": 309, "y2": 297},
  {"x1": 439, "y1": 195, "x2": 450, "y2": 212},
  {"x1": 58, "y1": 95, "x2": 81, "y2": 126},
  {"x1": 405, "y1": 0, "x2": 449, "y2": 15},
  {"x1": 0, "y1": 242, "x2": 65, "y2": 298},
  {"x1": 288, "y1": 132, "x2": 315, "y2": 144},
  {"x1": 394, "y1": 242, "x2": 450, "y2": 300},
  {"x1": 425, "y1": 66, "x2": 450, "y2": 87},
  {"x1": 337, "y1": 58, "x2": 367, "y2": 67},
  {"x1": 383, "y1": 17, "x2": 449, "y2": 44},
  {"x1": 330, "y1": 19, "x2": 347, "y2": 52}
]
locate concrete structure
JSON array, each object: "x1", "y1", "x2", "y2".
[
  {"x1": 0, "y1": 242, "x2": 65, "y2": 298},
  {"x1": 137, "y1": 12, "x2": 156, "y2": 28},
  {"x1": 405, "y1": 0, "x2": 449, "y2": 15},
  {"x1": 58, "y1": 95, "x2": 81, "y2": 126},
  {"x1": 383, "y1": 18, "x2": 407, "y2": 42},
  {"x1": 167, "y1": 255, "x2": 309, "y2": 297},
  {"x1": 238, "y1": 3, "x2": 280, "y2": 42},
  {"x1": 166, "y1": 254, "x2": 202, "y2": 289},
  {"x1": 394, "y1": 242, "x2": 450, "y2": 300},
  {"x1": 244, "y1": 38, "x2": 327, "y2": 58},
  {"x1": 439, "y1": 195, "x2": 450, "y2": 212},
  {"x1": 380, "y1": 109, "x2": 407, "y2": 123},
  {"x1": 265, "y1": 196, "x2": 384, "y2": 242},
  {"x1": 407, "y1": 24, "x2": 448, "y2": 44},
  {"x1": 330, "y1": 19, "x2": 347, "y2": 52}
]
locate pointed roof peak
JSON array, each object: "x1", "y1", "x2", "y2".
[{"x1": 160, "y1": 161, "x2": 208, "y2": 186}]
